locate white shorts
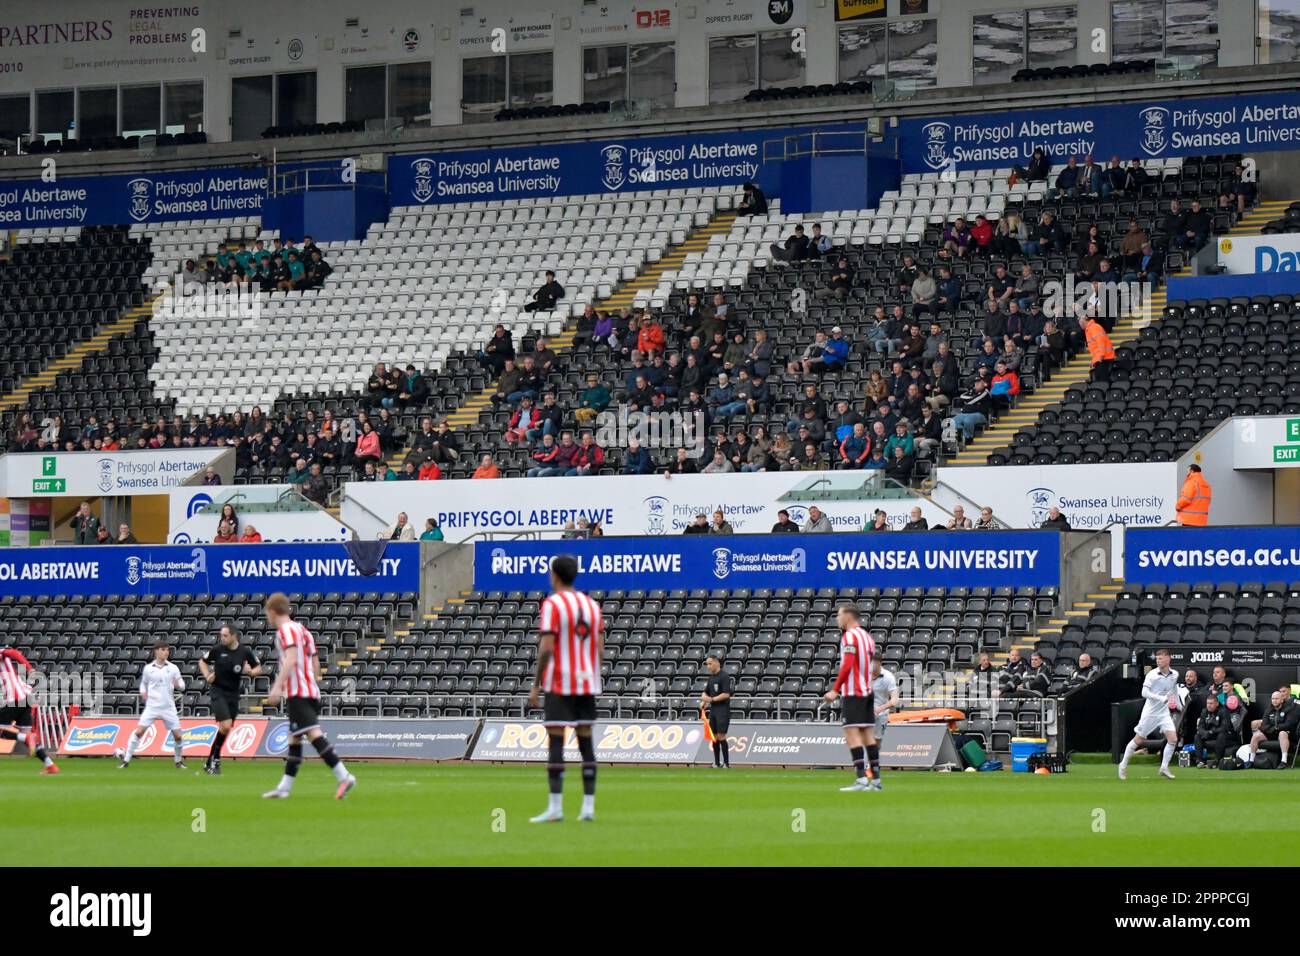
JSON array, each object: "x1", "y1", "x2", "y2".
[
  {"x1": 1134, "y1": 711, "x2": 1177, "y2": 738},
  {"x1": 139, "y1": 705, "x2": 181, "y2": 732}
]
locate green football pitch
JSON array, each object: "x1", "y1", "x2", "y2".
[{"x1": 3, "y1": 758, "x2": 1297, "y2": 867}]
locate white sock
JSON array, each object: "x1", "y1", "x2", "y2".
[
  {"x1": 1161, "y1": 743, "x2": 1174, "y2": 769},
  {"x1": 278, "y1": 774, "x2": 295, "y2": 792},
  {"x1": 548, "y1": 793, "x2": 563, "y2": 814},
  {"x1": 331, "y1": 760, "x2": 350, "y2": 783},
  {"x1": 42, "y1": 754, "x2": 53, "y2": 767},
  {"x1": 1282, "y1": 749, "x2": 1289, "y2": 765},
  {"x1": 1245, "y1": 750, "x2": 1255, "y2": 764},
  {"x1": 858, "y1": 776, "x2": 870, "y2": 784},
  {"x1": 1119, "y1": 741, "x2": 1137, "y2": 767},
  {"x1": 15, "y1": 731, "x2": 27, "y2": 743},
  {"x1": 124, "y1": 734, "x2": 140, "y2": 763},
  {"x1": 173, "y1": 732, "x2": 184, "y2": 763},
  {"x1": 581, "y1": 794, "x2": 595, "y2": 816}
]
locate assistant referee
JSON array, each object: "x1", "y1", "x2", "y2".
[{"x1": 702, "y1": 654, "x2": 733, "y2": 769}]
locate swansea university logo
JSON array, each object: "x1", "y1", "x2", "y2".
[
  {"x1": 643, "y1": 495, "x2": 668, "y2": 534},
  {"x1": 127, "y1": 177, "x2": 153, "y2": 222},
  {"x1": 1140, "y1": 106, "x2": 1169, "y2": 157},
  {"x1": 921, "y1": 121, "x2": 952, "y2": 172},
  {"x1": 96, "y1": 457, "x2": 115, "y2": 493},
  {"x1": 411, "y1": 158, "x2": 435, "y2": 203},
  {"x1": 601, "y1": 144, "x2": 627, "y2": 190},
  {"x1": 712, "y1": 548, "x2": 732, "y2": 581},
  {"x1": 125, "y1": 556, "x2": 142, "y2": 587},
  {"x1": 1027, "y1": 486, "x2": 1054, "y2": 526}
]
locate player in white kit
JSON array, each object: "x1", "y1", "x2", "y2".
[
  {"x1": 1118, "y1": 647, "x2": 1179, "y2": 780},
  {"x1": 872, "y1": 658, "x2": 899, "y2": 741},
  {"x1": 116, "y1": 640, "x2": 187, "y2": 769}
]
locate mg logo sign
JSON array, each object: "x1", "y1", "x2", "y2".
[{"x1": 226, "y1": 723, "x2": 259, "y2": 754}]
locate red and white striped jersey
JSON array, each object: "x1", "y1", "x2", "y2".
[
  {"x1": 538, "y1": 590, "x2": 604, "y2": 696},
  {"x1": 836, "y1": 626, "x2": 876, "y2": 697},
  {"x1": 277, "y1": 621, "x2": 321, "y2": 700},
  {"x1": 0, "y1": 648, "x2": 32, "y2": 707}
]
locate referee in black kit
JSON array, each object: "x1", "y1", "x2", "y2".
[
  {"x1": 198, "y1": 624, "x2": 263, "y2": 775},
  {"x1": 702, "y1": 655, "x2": 733, "y2": 768}
]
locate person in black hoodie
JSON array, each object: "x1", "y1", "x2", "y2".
[
  {"x1": 1038, "y1": 506, "x2": 1072, "y2": 530},
  {"x1": 1012, "y1": 146, "x2": 1050, "y2": 183},
  {"x1": 523, "y1": 270, "x2": 564, "y2": 312},
  {"x1": 1178, "y1": 200, "x2": 1212, "y2": 251},
  {"x1": 1246, "y1": 688, "x2": 1300, "y2": 767},
  {"x1": 737, "y1": 182, "x2": 767, "y2": 217},
  {"x1": 770, "y1": 509, "x2": 800, "y2": 533},
  {"x1": 770, "y1": 224, "x2": 810, "y2": 263},
  {"x1": 1193, "y1": 694, "x2": 1239, "y2": 766}
]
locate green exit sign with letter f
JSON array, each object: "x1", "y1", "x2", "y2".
[{"x1": 41, "y1": 456, "x2": 57, "y2": 476}]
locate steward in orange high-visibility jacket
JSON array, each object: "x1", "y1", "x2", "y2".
[{"x1": 1176, "y1": 463, "x2": 1212, "y2": 526}]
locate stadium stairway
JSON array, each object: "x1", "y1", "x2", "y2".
[
  {"x1": 949, "y1": 202, "x2": 1295, "y2": 465},
  {"x1": 1010, "y1": 579, "x2": 1124, "y2": 658},
  {"x1": 378, "y1": 211, "x2": 739, "y2": 474},
  {"x1": 0, "y1": 299, "x2": 157, "y2": 414}
]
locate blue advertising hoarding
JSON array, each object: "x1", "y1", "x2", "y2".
[
  {"x1": 474, "y1": 531, "x2": 1061, "y2": 593},
  {"x1": 898, "y1": 91, "x2": 1300, "y2": 174},
  {"x1": 1125, "y1": 526, "x2": 1300, "y2": 586},
  {"x1": 0, "y1": 542, "x2": 419, "y2": 597},
  {"x1": 387, "y1": 123, "x2": 866, "y2": 207},
  {"x1": 0, "y1": 165, "x2": 268, "y2": 229}
]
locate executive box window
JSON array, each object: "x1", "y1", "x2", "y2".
[
  {"x1": 461, "y1": 53, "x2": 552, "y2": 122},
  {"x1": 837, "y1": 18, "x2": 938, "y2": 88},
  {"x1": 973, "y1": 7, "x2": 1078, "y2": 85},
  {"x1": 1111, "y1": 0, "x2": 1219, "y2": 64},
  {"x1": 121, "y1": 84, "x2": 161, "y2": 137},
  {"x1": 1259, "y1": 0, "x2": 1300, "y2": 62},
  {"x1": 583, "y1": 42, "x2": 676, "y2": 108},
  {"x1": 36, "y1": 89, "x2": 74, "y2": 143},
  {"x1": 231, "y1": 72, "x2": 316, "y2": 140},
  {"x1": 0, "y1": 94, "x2": 30, "y2": 142},
  {"x1": 77, "y1": 87, "x2": 117, "y2": 141},
  {"x1": 163, "y1": 80, "x2": 204, "y2": 134},
  {"x1": 709, "y1": 31, "x2": 805, "y2": 105},
  {"x1": 346, "y1": 62, "x2": 432, "y2": 127}
]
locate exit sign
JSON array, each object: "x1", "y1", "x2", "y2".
[
  {"x1": 1274, "y1": 445, "x2": 1300, "y2": 464},
  {"x1": 31, "y1": 478, "x2": 66, "y2": 494},
  {"x1": 1288, "y1": 419, "x2": 1300, "y2": 442},
  {"x1": 41, "y1": 456, "x2": 57, "y2": 476}
]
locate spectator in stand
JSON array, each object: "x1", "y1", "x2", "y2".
[
  {"x1": 951, "y1": 378, "x2": 993, "y2": 440},
  {"x1": 770, "y1": 224, "x2": 810, "y2": 263},
  {"x1": 524, "y1": 270, "x2": 564, "y2": 312},
  {"x1": 915, "y1": 404, "x2": 943, "y2": 455},
  {"x1": 203, "y1": 466, "x2": 222, "y2": 486},
  {"x1": 910, "y1": 267, "x2": 936, "y2": 318},
  {"x1": 865, "y1": 509, "x2": 889, "y2": 531},
  {"x1": 527, "y1": 392, "x2": 565, "y2": 444},
  {"x1": 935, "y1": 265, "x2": 961, "y2": 314},
  {"x1": 901, "y1": 506, "x2": 928, "y2": 531},
  {"x1": 702, "y1": 449, "x2": 735, "y2": 474},
  {"x1": 381, "y1": 512, "x2": 417, "y2": 541},
  {"x1": 838, "y1": 422, "x2": 871, "y2": 469},
  {"x1": 1027, "y1": 210, "x2": 1065, "y2": 255},
  {"x1": 1015, "y1": 264, "x2": 1040, "y2": 312},
  {"x1": 417, "y1": 456, "x2": 442, "y2": 481},
  {"x1": 683, "y1": 513, "x2": 711, "y2": 534},
  {"x1": 737, "y1": 182, "x2": 767, "y2": 216},
  {"x1": 1039, "y1": 506, "x2": 1072, "y2": 530},
  {"x1": 1123, "y1": 242, "x2": 1164, "y2": 288},
  {"x1": 394, "y1": 365, "x2": 429, "y2": 409},
  {"x1": 239, "y1": 524, "x2": 263, "y2": 543},
  {"x1": 526, "y1": 434, "x2": 561, "y2": 477},
  {"x1": 1073, "y1": 241, "x2": 1104, "y2": 284},
  {"x1": 865, "y1": 307, "x2": 901, "y2": 357},
  {"x1": 885, "y1": 444, "x2": 915, "y2": 486},
  {"x1": 1077, "y1": 154, "x2": 1102, "y2": 196},
  {"x1": 1099, "y1": 155, "x2": 1127, "y2": 198},
  {"x1": 218, "y1": 503, "x2": 240, "y2": 533},
  {"x1": 1161, "y1": 199, "x2": 1187, "y2": 246},
  {"x1": 71, "y1": 503, "x2": 100, "y2": 545},
  {"x1": 1011, "y1": 146, "x2": 1050, "y2": 184},
  {"x1": 353, "y1": 421, "x2": 383, "y2": 472},
  {"x1": 478, "y1": 324, "x2": 515, "y2": 374},
  {"x1": 1080, "y1": 313, "x2": 1116, "y2": 382},
  {"x1": 213, "y1": 520, "x2": 238, "y2": 544},
  {"x1": 420, "y1": 519, "x2": 444, "y2": 542},
  {"x1": 637, "y1": 314, "x2": 666, "y2": 355},
  {"x1": 303, "y1": 248, "x2": 333, "y2": 290},
  {"x1": 801, "y1": 505, "x2": 832, "y2": 533},
  {"x1": 1049, "y1": 155, "x2": 1081, "y2": 200},
  {"x1": 1179, "y1": 200, "x2": 1212, "y2": 251},
  {"x1": 974, "y1": 506, "x2": 997, "y2": 530},
  {"x1": 896, "y1": 254, "x2": 919, "y2": 297},
  {"x1": 116, "y1": 523, "x2": 138, "y2": 545},
  {"x1": 800, "y1": 441, "x2": 828, "y2": 471},
  {"x1": 992, "y1": 214, "x2": 1026, "y2": 258},
  {"x1": 710, "y1": 510, "x2": 734, "y2": 534},
  {"x1": 989, "y1": 360, "x2": 1020, "y2": 411},
  {"x1": 814, "y1": 255, "x2": 856, "y2": 303},
  {"x1": 946, "y1": 505, "x2": 973, "y2": 530},
  {"x1": 1219, "y1": 162, "x2": 1258, "y2": 213},
  {"x1": 807, "y1": 222, "x2": 833, "y2": 259},
  {"x1": 941, "y1": 218, "x2": 971, "y2": 258},
  {"x1": 771, "y1": 510, "x2": 800, "y2": 533},
  {"x1": 803, "y1": 326, "x2": 849, "y2": 375},
  {"x1": 303, "y1": 463, "x2": 330, "y2": 505},
  {"x1": 473, "y1": 454, "x2": 501, "y2": 479},
  {"x1": 969, "y1": 215, "x2": 994, "y2": 258},
  {"x1": 574, "y1": 374, "x2": 611, "y2": 425},
  {"x1": 623, "y1": 437, "x2": 654, "y2": 475},
  {"x1": 665, "y1": 445, "x2": 699, "y2": 475},
  {"x1": 568, "y1": 433, "x2": 606, "y2": 476}
]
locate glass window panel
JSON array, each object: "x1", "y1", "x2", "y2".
[
  {"x1": 345, "y1": 65, "x2": 386, "y2": 124},
  {"x1": 77, "y1": 87, "x2": 117, "y2": 140},
  {"x1": 759, "y1": 30, "x2": 805, "y2": 87},
  {"x1": 462, "y1": 55, "x2": 506, "y2": 123},
  {"x1": 389, "y1": 61, "x2": 432, "y2": 126},
  {"x1": 508, "y1": 51, "x2": 553, "y2": 110},
  {"x1": 584, "y1": 45, "x2": 628, "y2": 103},
  {"x1": 888, "y1": 18, "x2": 937, "y2": 87},
  {"x1": 709, "y1": 35, "x2": 757, "y2": 104},
  {"x1": 1259, "y1": 0, "x2": 1300, "y2": 62},
  {"x1": 1165, "y1": 0, "x2": 1218, "y2": 63},
  {"x1": 36, "y1": 90, "x2": 74, "y2": 143},
  {"x1": 629, "y1": 42, "x2": 675, "y2": 108},
  {"x1": 276, "y1": 71, "x2": 317, "y2": 128},
  {"x1": 231, "y1": 74, "x2": 273, "y2": 141},
  {"x1": 972, "y1": 12, "x2": 1025, "y2": 85},
  {"x1": 1028, "y1": 6, "x2": 1078, "y2": 70},
  {"x1": 1112, "y1": 0, "x2": 1165, "y2": 60},
  {"x1": 163, "y1": 81, "x2": 204, "y2": 134},
  {"x1": 838, "y1": 23, "x2": 887, "y2": 83},
  {"x1": 120, "y1": 84, "x2": 160, "y2": 137},
  {"x1": 0, "y1": 94, "x2": 31, "y2": 141}
]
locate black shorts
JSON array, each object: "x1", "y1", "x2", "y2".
[
  {"x1": 286, "y1": 697, "x2": 321, "y2": 736},
  {"x1": 543, "y1": 694, "x2": 597, "y2": 727},
  {"x1": 0, "y1": 705, "x2": 31, "y2": 727},
  {"x1": 842, "y1": 694, "x2": 876, "y2": 729},
  {"x1": 708, "y1": 708, "x2": 731, "y2": 735},
  {"x1": 210, "y1": 691, "x2": 241, "y2": 723}
]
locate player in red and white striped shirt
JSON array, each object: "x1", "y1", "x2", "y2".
[
  {"x1": 0, "y1": 646, "x2": 58, "y2": 774},
  {"x1": 823, "y1": 605, "x2": 882, "y2": 792},
  {"x1": 261, "y1": 593, "x2": 356, "y2": 800},
  {"x1": 528, "y1": 555, "x2": 604, "y2": 823}
]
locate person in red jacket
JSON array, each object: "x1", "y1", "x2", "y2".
[
  {"x1": 970, "y1": 214, "x2": 994, "y2": 257},
  {"x1": 989, "y1": 360, "x2": 1021, "y2": 411},
  {"x1": 527, "y1": 434, "x2": 562, "y2": 477},
  {"x1": 637, "y1": 318, "x2": 666, "y2": 355},
  {"x1": 417, "y1": 456, "x2": 442, "y2": 481},
  {"x1": 568, "y1": 433, "x2": 606, "y2": 476},
  {"x1": 505, "y1": 396, "x2": 540, "y2": 445}
]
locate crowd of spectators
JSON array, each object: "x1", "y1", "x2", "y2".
[{"x1": 180, "y1": 235, "x2": 333, "y2": 293}]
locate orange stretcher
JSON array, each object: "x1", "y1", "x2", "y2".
[{"x1": 888, "y1": 708, "x2": 966, "y2": 731}]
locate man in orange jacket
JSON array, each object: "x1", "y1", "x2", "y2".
[
  {"x1": 1176, "y1": 463, "x2": 1211, "y2": 526},
  {"x1": 1079, "y1": 313, "x2": 1116, "y2": 382}
]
